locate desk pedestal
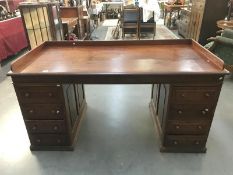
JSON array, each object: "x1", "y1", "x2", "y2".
[
  {"x1": 14, "y1": 83, "x2": 86, "y2": 151},
  {"x1": 150, "y1": 83, "x2": 223, "y2": 153}
]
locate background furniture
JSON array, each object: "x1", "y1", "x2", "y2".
[
  {"x1": 164, "y1": 3, "x2": 187, "y2": 29},
  {"x1": 121, "y1": 7, "x2": 140, "y2": 39},
  {"x1": 8, "y1": 40, "x2": 228, "y2": 152},
  {"x1": 177, "y1": 8, "x2": 190, "y2": 38},
  {"x1": 19, "y1": 2, "x2": 63, "y2": 49},
  {"x1": 61, "y1": 17, "x2": 78, "y2": 40},
  {"x1": 60, "y1": 6, "x2": 90, "y2": 40},
  {"x1": 178, "y1": 0, "x2": 229, "y2": 45},
  {"x1": 139, "y1": 8, "x2": 156, "y2": 39},
  {"x1": 205, "y1": 29, "x2": 233, "y2": 72},
  {"x1": 217, "y1": 20, "x2": 233, "y2": 30},
  {"x1": 0, "y1": 17, "x2": 28, "y2": 62}
]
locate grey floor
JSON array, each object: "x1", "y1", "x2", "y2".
[{"x1": 1, "y1": 20, "x2": 233, "y2": 175}]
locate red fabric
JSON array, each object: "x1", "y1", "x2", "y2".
[{"x1": 0, "y1": 17, "x2": 28, "y2": 61}]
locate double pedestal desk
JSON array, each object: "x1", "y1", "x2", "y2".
[{"x1": 8, "y1": 40, "x2": 228, "y2": 153}]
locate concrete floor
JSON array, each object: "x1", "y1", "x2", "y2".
[{"x1": 1, "y1": 64, "x2": 233, "y2": 174}]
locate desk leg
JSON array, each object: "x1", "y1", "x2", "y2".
[{"x1": 150, "y1": 82, "x2": 223, "y2": 153}]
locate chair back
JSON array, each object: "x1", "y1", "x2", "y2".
[{"x1": 122, "y1": 7, "x2": 140, "y2": 23}]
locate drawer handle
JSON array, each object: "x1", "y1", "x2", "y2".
[
  {"x1": 205, "y1": 93, "x2": 210, "y2": 97},
  {"x1": 51, "y1": 110, "x2": 60, "y2": 115},
  {"x1": 53, "y1": 125, "x2": 59, "y2": 131},
  {"x1": 57, "y1": 139, "x2": 61, "y2": 143},
  {"x1": 29, "y1": 109, "x2": 34, "y2": 114},
  {"x1": 201, "y1": 108, "x2": 209, "y2": 115},
  {"x1": 32, "y1": 125, "x2": 37, "y2": 131},
  {"x1": 181, "y1": 93, "x2": 185, "y2": 97},
  {"x1": 173, "y1": 140, "x2": 178, "y2": 145},
  {"x1": 36, "y1": 139, "x2": 41, "y2": 143},
  {"x1": 194, "y1": 141, "x2": 200, "y2": 145},
  {"x1": 197, "y1": 125, "x2": 202, "y2": 130},
  {"x1": 24, "y1": 93, "x2": 30, "y2": 97},
  {"x1": 177, "y1": 110, "x2": 183, "y2": 115},
  {"x1": 175, "y1": 125, "x2": 180, "y2": 129},
  {"x1": 48, "y1": 93, "x2": 53, "y2": 97}
]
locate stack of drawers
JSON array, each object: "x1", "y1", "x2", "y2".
[
  {"x1": 152, "y1": 83, "x2": 222, "y2": 153},
  {"x1": 14, "y1": 83, "x2": 85, "y2": 150}
]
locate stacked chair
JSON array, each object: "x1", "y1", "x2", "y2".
[
  {"x1": 205, "y1": 29, "x2": 233, "y2": 72},
  {"x1": 121, "y1": 6, "x2": 156, "y2": 39}
]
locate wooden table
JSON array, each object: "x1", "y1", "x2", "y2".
[
  {"x1": 217, "y1": 20, "x2": 233, "y2": 29},
  {"x1": 8, "y1": 40, "x2": 228, "y2": 153},
  {"x1": 164, "y1": 3, "x2": 187, "y2": 28}
]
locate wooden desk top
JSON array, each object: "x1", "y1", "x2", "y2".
[{"x1": 9, "y1": 40, "x2": 227, "y2": 77}]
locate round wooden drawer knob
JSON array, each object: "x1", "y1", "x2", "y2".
[
  {"x1": 48, "y1": 93, "x2": 53, "y2": 97},
  {"x1": 173, "y1": 140, "x2": 178, "y2": 145},
  {"x1": 197, "y1": 126, "x2": 202, "y2": 130},
  {"x1": 53, "y1": 126, "x2": 58, "y2": 131},
  {"x1": 57, "y1": 139, "x2": 61, "y2": 143},
  {"x1": 29, "y1": 109, "x2": 34, "y2": 114},
  {"x1": 52, "y1": 110, "x2": 60, "y2": 115},
  {"x1": 181, "y1": 93, "x2": 185, "y2": 97},
  {"x1": 205, "y1": 93, "x2": 210, "y2": 97},
  {"x1": 177, "y1": 110, "x2": 183, "y2": 115},
  {"x1": 36, "y1": 139, "x2": 41, "y2": 143},
  {"x1": 175, "y1": 125, "x2": 180, "y2": 129},
  {"x1": 24, "y1": 93, "x2": 30, "y2": 97},
  {"x1": 195, "y1": 141, "x2": 200, "y2": 145},
  {"x1": 32, "y1": 125, "x2": 37, "y2": 131}
]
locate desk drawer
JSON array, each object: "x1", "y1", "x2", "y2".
[
  {"x1": 169, "y1": 104, "x2": 214, "y2": 121},
  {"x1": 166, "y1": 121, "x2": 209, "y2": 135},
  {"x1": 21, "y1": 104, "x2": 64, "y2": 120},
  {"x1": 172, "y1": 87, "x2": 220, "y2": 104},
  {"x1": 25, "y1": 120, "x2": 66, "y2": 134},
  {"x1": 15, "y1": 85, "x2": 63, "y2": 103},
  {"x1": 29, "y1": 134, "x2": 69, "y2": 146},
  {"x1": 164, "y1": 135, "x2": 206, "y2": 147}
]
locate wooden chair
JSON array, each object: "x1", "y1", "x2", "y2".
[
  {"x1": 121, "y1": 7, "x2": 140, "y2": 39},
  {"x1": 139, "y1": 7, "x2": 156, "y2": 39}
]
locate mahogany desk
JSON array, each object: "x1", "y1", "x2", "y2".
[{"x1": 8, "y1": 40, "x2": 228, "y2": 153}]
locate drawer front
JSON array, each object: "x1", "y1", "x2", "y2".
[
  {"x1": 166, "y1": 121, "x2": 210, "y2": 135},
  {"x1": 25, "y1": 120, "x2": 66, "y2": 134},
  {"x1": 21, "y1": 104, "x2": 64, "y2": 120},
  {"x1": 172, "y1": 87, "x2": 220, "y2": 104},
  {"x1": 169, "y1": 105, "x2": 214, "y2": 121},
  {"x1": 29, "y1": 134, "x2": 70, "y2": 146},
  {"x1": 164, "y1": 135, "x2": 207, "y2": 147},
  {"x1": 15, "y1": 85, "x2": 63, "y2": 103}
]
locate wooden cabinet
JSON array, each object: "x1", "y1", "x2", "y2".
[
  {"x1": 179, "y1": 0, "x2": 229, "y2": 45},
  {"x1": 19, "y1": 2, "x2": 63, "y2": 49},
  {"x1": 60, "y1": 6, "x2": 90, "y2": 40},
  {"x1": 151, "y1": 83, "x2": 222, "y2": 153},
  {"x1": 14, "y1": 83, "x2": 86, "y2": 150}
]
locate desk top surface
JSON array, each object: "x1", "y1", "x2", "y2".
[{"x1": 10, "y1": 40, "x2": 227, "y2": 75}]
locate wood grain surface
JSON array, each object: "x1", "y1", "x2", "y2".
[{"x1": 10, "y1": 40, "x2": 227, "y2": 75}]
